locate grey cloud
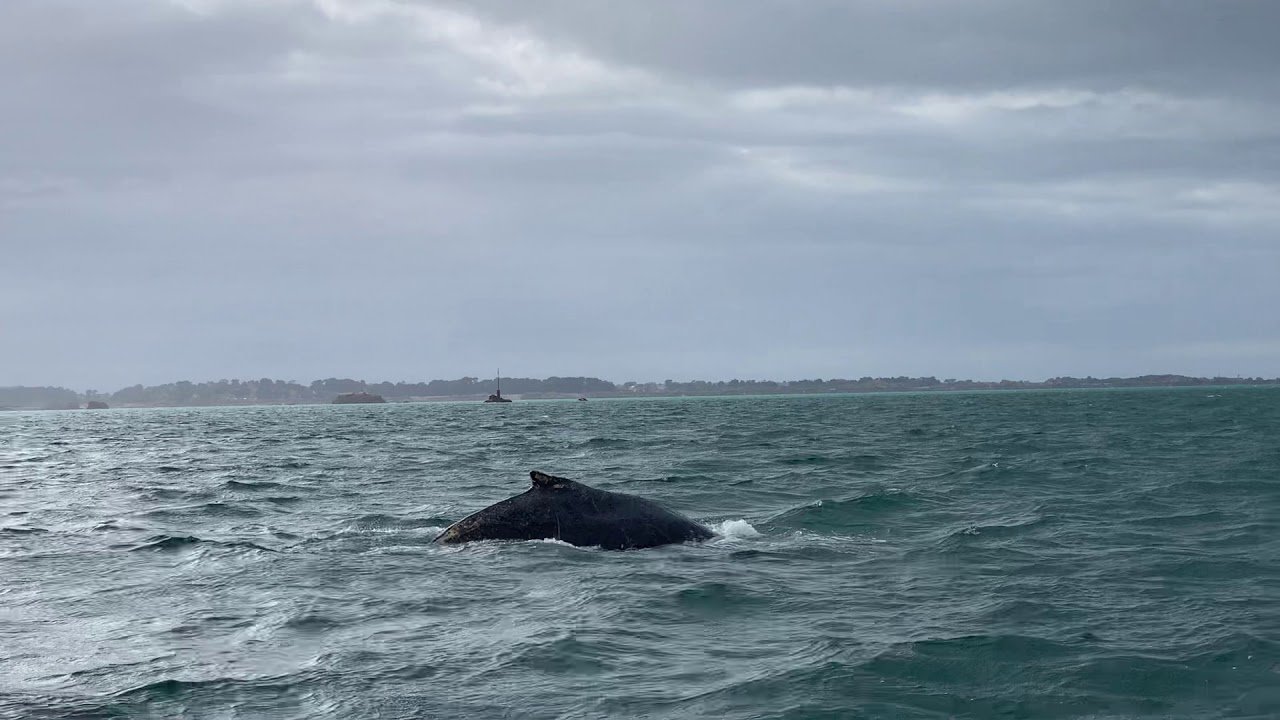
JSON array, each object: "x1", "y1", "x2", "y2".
[
  {"x1": 446, "y1": 0, "x2": 1280, "y2": 95},
  {"x1": 2, "y1": 0, "x2": 1277, "y2": 389}
]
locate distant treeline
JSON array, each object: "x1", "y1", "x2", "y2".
[
  {"x1": 2, "y1": 374, "x2": 1277, "y2": 409},
  {"x1": 0, "y1": 376, "x2": 615, "y2": 408},
  {"x1": 0, "y1": 386, "x2": 81, "y2": 410},
  {"x1": 105, "y1": 376, "x2": 615, "y2": 406}
]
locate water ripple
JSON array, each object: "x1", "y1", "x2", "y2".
[{"x1": 1, "y1": 388, "x2": 1277, "y2": 718}]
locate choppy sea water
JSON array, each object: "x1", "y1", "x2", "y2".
[{"x1": 2, "y1": 389, "x2": 1279, "y2": 719}]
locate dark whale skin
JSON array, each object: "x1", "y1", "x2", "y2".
[{"x1": 434, "y1": 471, "x2": 714, "y2": 550}]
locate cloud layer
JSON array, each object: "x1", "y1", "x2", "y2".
[{"x1": 4, "y1": 0, "x2": 1278, "y2": 389}]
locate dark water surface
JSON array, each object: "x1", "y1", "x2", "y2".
[{"x1": 2, "y1": 389, "x2": 1279, "y2": 719}]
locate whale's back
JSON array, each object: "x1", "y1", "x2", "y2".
[{"x1": 435, "y1": 471, "x2": 713, "y2": 550}]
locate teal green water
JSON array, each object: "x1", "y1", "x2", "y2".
[{"x1": 2, "y1": 389, "x2": 1278, "y2": 719}]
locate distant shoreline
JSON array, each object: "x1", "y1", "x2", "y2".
[{"x1": 2, "y1": 375, "x2": 1277, "y2": 411}]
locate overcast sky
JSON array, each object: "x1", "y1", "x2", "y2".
[{"x1": 4, "y1": 0, "x2": 1278, "y2": 390}]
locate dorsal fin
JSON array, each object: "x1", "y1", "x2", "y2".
[{"x1": 530, "y1": 470, "x2": 572, "y2": 489}]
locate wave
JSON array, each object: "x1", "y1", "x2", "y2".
[
  {"x1": 202, "y1": 502, "x2": 261, "y2": 517},
  {"x1": 777, "y1": 452, "x2": 880, "y2": 467},
  {"x1": 128, "y1": 534, "x2": 204, "y2": 551},
  {"x1": 870, "y1": 633, "x2": 1078, "y2": 668},
  {"x1": 1130, "y1": 509, "x2": 1229, "y2": 527},
  {"x1": 490, "y1": 632, "x2": 620, "y2": 676},
  {"x1": 667, "y1": 634, "x2": 1096, "y2": 717},
  {"x1": 1061, "y1": 633, "x2": 1280, "y2": 716},
  {"x1": 128, "y1": 534, "x2": 276, "y2": 553},
  {"x1": 283, "y1": 613, "x2": 340, "y2": 632},
  {"x1": 651, "y1": 474, "x2": 716, "y2": 484},
  {"x1": 940, "y1": 512, "x2": 1052, "y2": 544},
  {"x1": 580, "y1": 437, "x2": 630, "y2": 448},
  {"x1": 268, "y1": 459, "x2": 310, "y2": 469},
  {"x1": 1164, "y1": 478, "x2": 1279, "y2": 497},
  {"x1": 672, "y1": 581, "x2": 767, "y2": 615},
  {"x1": 139, "y1": 487, "x2": 214, "y2": 501},
  {"x1": 766, "y1": 489, "x2": 923, "y2": 531},
  {"x1": 105, "y1": 674, "x2": 323, "y2": 710},
  {"x1": 345, "y1": 514, "x2": 454, "y2": 531},
  {"x1": 0, "y1": 526, "x2": 48, "y2": 535},
  {"x1": 222, "y1": 479, "x2": 286, "y2": 490},
  {"x1": 303, "y1": 515, "x2": 453, "y2": 552},
  {"x1": 139, "y1": 502, "x2": 261, "y2": 520},
  {"x1": 92, "y1": 519, "x2": 135, "y2": 531},
  {"x1": 974, "y1": 598, "x2": 1077, "y2": 625},
  {"x1": 1138, "y1": 555, "x2": 1275, "y2": 582}
]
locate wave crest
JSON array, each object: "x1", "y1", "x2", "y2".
[{"x1": 710, "y1": 519, "x2": 761, "y2": 540}]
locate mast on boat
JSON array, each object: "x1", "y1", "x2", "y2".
[{"x1": 484, "y1": 368, "x2": 512, "y2": 402}]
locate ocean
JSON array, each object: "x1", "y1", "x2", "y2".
[{"x1": 2, "y1": 388, "x2": 1278, "y2": 719}]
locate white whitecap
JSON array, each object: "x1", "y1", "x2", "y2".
[
  {"x1": 711, "y1": 519, "x2": 762, "y2": 540},
  {"x1": 531, "y1": 537, "x2": 581, "y2": 548}
]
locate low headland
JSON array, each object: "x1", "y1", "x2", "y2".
[{"x1": 332, "y1": 392, "x2": 387, "y2": 404}]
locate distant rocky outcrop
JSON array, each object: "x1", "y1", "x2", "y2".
[
  {"x1": 332, "y1": 392, "x2": 386, "y2": 404},
  {"x1": 86, "y1": 401, "x2": 109, "y2": 409}
]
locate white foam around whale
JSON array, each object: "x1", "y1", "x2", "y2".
[{"x1": 711, "y1": 519, "x2": 761, "y2": 540}]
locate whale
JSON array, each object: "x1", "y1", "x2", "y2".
[{"x1": 434, "y1": 471, "x2": 714, "y2": 550}]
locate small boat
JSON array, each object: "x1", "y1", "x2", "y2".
[
  {"x1": 484, "y1": 369, "x2": 513, "y2": 403},
  {"x1": 577, "y1": 397, "x2": 588, "y2": 402}
]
